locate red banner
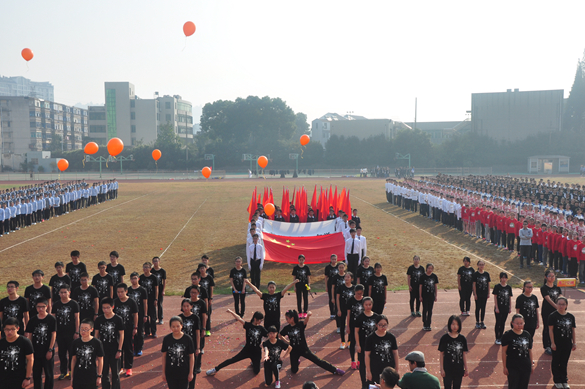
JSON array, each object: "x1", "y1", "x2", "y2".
[{"x1": 263, "y1": 232, "x2": 345, "y2": 264}]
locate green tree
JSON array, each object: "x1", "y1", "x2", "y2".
[
  {"x1": 563, "y1": 50, "x2": 585, "y2": 133},
  {"x1": 49, "y1": 133, "x2": 62, "y2": 152},
  {"x1": 293, "y1": 112, "x2": 310, "y2": 138},
  {"x1": 393, "y1": 129, "x2": 435, "y2": 167}
]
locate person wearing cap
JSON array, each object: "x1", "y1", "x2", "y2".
[{"x1": 398, "y1": 351, "x2": 440, "y2": 389}]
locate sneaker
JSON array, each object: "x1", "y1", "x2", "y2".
[
  {"x1": 351, "y1": 361, "x2": 357, "y2": 370},
  {"x1": 330, "y1": 315, "x2": 335, "y2": 320},
  {"x1": 125, "y1": 369, "x2": 133, "y2": 377},
  {"x1": 119, "y1": 369, "x2": 125, "y2": 375},
  {"x1": 58, "y1": 373, "x2": 70, "y2": 380},
  {"x1": 564, "y1": 383, "x2": 570, "y2": 389},
  {"x1": 336, "y1": 327, "x2": 340, "y2": 334},
  {"x1": 157, "y1": 320, "x2": 164, "y2": 325},
  {"x1": 335, "y1": 368, "x2": 346, "y2": 375},
  {"x1": 545, "y1": 347, "x2": 553, "y2": 355},
  {"x1": 554, "y1": 384, "x2": 564, "y2": 389},
  {"x1": 206, "y1": 368, "x2": 217, "y2": 376},
  {"x1": 461, "y1": 311, "x2": 465, "y2": 316},
  {"x1": 205, "y1": 330, "x2": 211, "y2": 337},
  {"x1": 200, "y1": 349, "x2": 205, "y2": 354},
  {"x1": 135, "y1": 350, "x2": 143, "y2": 356},
  {"x1": 339, "y1": 342, "x2": 346, "y2": 350},
  {"x1": 416, "y1": 312, "x2": 422, "y2": 317},
  {"x1": 194, "y1": 367, "x2": 201, "y2": 374},
  {"x1": 275, "y1": 381, "x2": 281, "y2": 389},
  {"x1": 480, "y1": 323, "x2": 487, "y2": 329},
  {"x1": 356, "y1": 361, "x2": 360, "y2": 368},
  {"x1": 495, "y1": 339, "x2": 501, "y2": 345},
  {"x1": 475, "y1": 322, "x2": 481, "y2": 329},
  {"x1": 411, "y1": 312, "x2": 416, "y2": 317},
  {"x1": 153, "y1": 334, "x2": 158, "y2": 338}
]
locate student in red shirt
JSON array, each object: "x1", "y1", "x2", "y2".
[
  {"x1": 496, "y1": 211, "x2": 505, "y2": 249},
  {"x1": 484, "y1": 207, "x2": 493, "y2": 244},
  {"x1": 506, "y1": 213, "x2": 517, "y2": 252},
  {"x1": 469, "y1": 206, "x2": 476, "y2": 237},
  {"x1": 560, "y1": 230, "x2": 569, "y2": 276},
  {"x1": 552, "y1": 227, "x2": 562, "y2": 272},
  {"x1": 532, "y1": 221, "x2": 542, "y2": 265},
  {"x1": 579, "y1": 236, "x2": 585, "y2": 285},
  {"x1": 568, "y1": 234, "x2": 580, "y2": 278},
  {"x1": 543, "y1": 224, "x2": 550, "y2": 267},
  {"x1": 515, "y1": 216, "x2": 524, "y2": 255}
]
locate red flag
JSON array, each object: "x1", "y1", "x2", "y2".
[
  {"x1": 333, "y1": 186, "x2": 339, "y2": 214},
  {"x1": 247, "y1": 187, "x2": 257, "y2": 221},
  {"x1": 262, "y1": 187, "x2": 268, "y2": 207},
  {"x1": 300, "y1": 188, "x2": 308, "y2": 222},
  {"x1": 263, "y1": 232, "x2": 345, "y2": 264},
  {"x1": 281, "y1": 188, "x2": 290, "y2": 221},
  {"x1": 345, "y1": 189, "x2": 352, "y2": 217},
  {"x1": 310, "y1": 185, "x2": 317, "y2": 213},
  {"x1": 268, "y1": 188, "x2": 274, "y2": 205},
  {"x1": 338, "y1": 188, "x2": 345, "y2": 215}
]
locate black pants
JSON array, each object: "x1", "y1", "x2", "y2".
[
  {"x1": 409, "y1": 289, "x2": 420, "y2": 312},
  {"x1": 57, "y1": 334, "x2": 74, "y2": 374},
  {"x1": 263, "y1": 359, "x2": 282, "y2": 385},
  {"x1": 144, "y1": 300, "x2": 157, "y2": 336},
  {"x1": 422, "y1": 298, "x2": 434, "y2": 327},
  {"x1": 459, "y1": 288, "x2": 472, "y2": 312},
  {"x1": 520, "y1": 245, "x2": 531, "y2": 266},
  {"x1": 443, "y1": 370, "x2": 463, "y2": 389},
  {"x1": 327, "y1": 283, "x2": 336, "y2": 316},
  {"x1": 250, "y1": 260, "x2": 261, "y2": 288},
  {"x1": 33, "y1": 352, "x2": 54, "y2": 389},
  {"x1": 166, "y1": 373, "x2": 189, "y2": 389},
  {"x1": 475, "y1": 295, "x2": 488, "y2": 323},
  {"x1": 507, "y1": 233, "x2": 515, "y2": 251},
  {"x1": 524, "y1": 326, "x2": 536, "y2": 340},
  {"x1": 348, "y1": 325, "x2": 356, "y2": 361},
  {"x1": 506, "y1": 366, "x2": 531, "y2": 389},
  {"x1": 233, "y1": 293, "x2": 246, "y2": 317},
  {"x1": 101, "y1": 350, "x2": 120, "y2": 389},
  {"x1": 569, "y1": 257, "x2": 578, "y2": 278},
  {"x1": 551, "y1": 347, "x2": 571, "y2": 383},
  {"x1": 295, "y1": 284, "x2": 308, "y2": 313},
  {"x1": 157, "y1": 293, "x2": 164, "y2": 321},
  {"x1": 290, "y1": 348, "x2": 336, "y2": 374},
  {"x1": 206, "y1": 304, "x2": 212, "y2": 331},
  {"x1": 216, "y1": 347, "x2": 261, "y2": 374},
  {"x1": 347, "y1": 254, "x2": 359, "y2": 282},
  {"x1": 494, "y1": 310, "x2": 509, "y2": 340},
  {"x1": 542, "y1": 311, "x2": 553, "y2": 349},
  {"x1": 554, "y1": 252, "x2": 561, "y2": 271},
  {"x1": 188, "y1": 361, "x2": 198, "y2": 389},
  {"x1": 121, "y1": 328, "x2": 134, "y2": 369},
  {"x1": 336, "y1": 310, "x2": 347, "y2": 342},
  {"x1": 372, "y1": 298, "x2": 385, "y2": 315},
  {"x1": 134, "y1": 316, "x2": 144, "y2": 352},
  {"x1": 358, "y1": 350, "x2": 367, "y2": 387}
]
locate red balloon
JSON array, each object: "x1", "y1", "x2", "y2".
[
  {"x1": 202, "y1": 167, "x2": 212, "y2": 178},
  {"x1": 21, "y1": 48, "x2": 33, "y2": 62},
  {"x1": 107, "y1": 138, "x2": 124, "y2": 157},
  {"x1": 57, "y1": 159, "x2": 69, "y2": 172},
  {"x1": 265, "y1": 203, "x2": 275, "y2": 216},
  {"x1": 152, "y1": 149, "x2": 162, "y2": 161},
  {"x1": 84, "y1": 142, "x2": 99, "y2": 155},
  {"x1": 300, "y1": 134, "x2": 310, "y2": 146},
  {"x1": 183, "y1": 21, "x2": 196, "y2": 37},
  {"x1": 257, "y1": 156, "x2": 268, "y2": 169}
]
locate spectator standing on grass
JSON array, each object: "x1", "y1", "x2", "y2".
[
  {"x1": 151, "y1": 256, "x2": 167, "y2": 325},
  {"x1": 519, "y1": 221, "x2": 533, "y2": 269},
  {"x1": 247, "y1": 234, "x2": 265, "y2": 289},
  {"x1": 398, "y1": 351, "x2": 440, "y2": 389},
  {"x1": 548, "y1": 296, "x2": 577, "y2": 389}
]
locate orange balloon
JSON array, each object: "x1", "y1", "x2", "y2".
[
  {"x1": 21, "y1": 48, "x2": 33, "y2": 62},
  {"x1": 57, "y1": 159, "x2": 69, "y2": 172},
  {"x1": 107, "y1": 137, "x2": 124, "y2": 157},
  {"x1": 265, "y1": 203, "x2": 275, "y2": 216},
  {"x1": 300, "y1": 134, "x2": 310, "y2": 146},
  {"x1": 84, "y1": 142, "x2": 99, "y2": 155},
  {"x1": 202, "y1": 166, "x2": 212, "y2": 178},
  {"x1": 258, "y1": 156, "x2": 268, "y2": 169},
  {"x1": 152, "y1": 149, "x2": 162, "y2": 161},
  {"x1": 183, "y1": 21, "x2": 196, "y2": 37}
]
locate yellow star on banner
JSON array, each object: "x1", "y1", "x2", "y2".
[
  {"x1": 271, "y1": 238, "x2": 278, "y2": 243},
  {"x1": 286, "y1": 245, "x2": 291, "y2": 248},
  {"x1": 291, "y1": 243, "x2": 295, "y2": 246},
  {"x1": 286, "y1": 240, "x2": 290, "y2": 243}
]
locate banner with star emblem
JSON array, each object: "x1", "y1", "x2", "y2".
[{"x1": 263, "y1": 231, "x2": 345, "y2": 264}]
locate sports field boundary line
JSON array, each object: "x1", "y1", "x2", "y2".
[
  {"x1": 354, "y1": 196, "x2": 525, "y2": 283},
  {"x1": 160, "y1": 197, "x2": 208, "y2": 257},
  {"x1": 0, "y1": 193, "x2": 152, "y2": 255}
]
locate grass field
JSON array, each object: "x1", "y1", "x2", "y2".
[{"x1": 1, "y1": 175, "x2": 584, "y2": 299}]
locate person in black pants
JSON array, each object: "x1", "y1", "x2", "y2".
[
  {"x1": 472, "y1": 261, "x2": 491, "y2": 330},
  {"x1": 128, "y1": 273, "x2": 147, "y2": 356},
  {"x1": 501, "y1": 314, "x2": 534, "y2": 389},
  {"x1": 206, "y1": 310, "x2": 267, "y2": 376},
  {"x1": 25, "y1": 298, "x2": 56, "y2": 389},
  {"x1": 419, "y1": 264, "x2": 439, "y2": 331},
  {"x1": 161, "y1": 316, "x2": 195, "y2": 389},
  {"x1": 151, "y1": 257, "x2": 166, "y2": 325},
  {"x1": 335, "y1": 271, "x2": 355, "y2": 349},
  {"x1": 262, "y1": 326, "x2": 291, "y2": 388},
  {"x1": 139, "y1": 262, "x2": 159, "y2": 338},
  {"x1": 457, "y1": 257, "x2": 474, "y2": 316},
  {"x1": 345, "y1": 229, "x2": 361, "y2": 282},
  {"x1": 541, "y1": 270, "x2": 562, "y2": 355},
  {"x1": 52, "y1": 285, "x2": 79, "y2": 381},
  {"x1": 493, "y1": 273, "x2": 513, "y2": 345},
  {"x1": 292, "y1": 255, "x2": 311, "y2": 316},
  {"x1": 439, "y1": 315, "x2": 469, "y2": 389},
  {"x1": 548, "y1": 296, "x2": 576, "y2": 387},
  {"x1": 515, "y1": 281, "x2": 539, "y2": 340},
  {"x1": 324, "y1": 255, "x2": 339, "y2": 320},
  {"x1": 406, "y1": 256, "x2": 424, "y2": 317},
  {"x1": 247, "y1": 234, "x2": 265, "y2": 289},
  {"x1": 229, "y1": 257, "x2": 247, "y2": 318},
  {"x1": 113, "y1": 284, "x2": 138, "y2": 377},
  {"x1": 94, "y1": 298, "x2": 124, "y2": 389}
]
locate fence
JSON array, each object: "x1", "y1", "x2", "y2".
[{"x1": 413, "y1": 167, "x2": 493, "y2": 176}]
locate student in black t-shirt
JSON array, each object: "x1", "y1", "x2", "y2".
[
  {"x1": 25, "y1": 297, "x2": 56, "y2": 389},
  {"x1": 162, "y1": 316, "x2": 195, "y2": 389},
  {"x1": 365, "y1": 315, "x2": 398, "y2": 385},
  {"x1": 368, "y1": 263, "x2": 388, "y2": 315},
  {"x1": 66, "y1": 250, "x2": 87, "y2": 291},
  {"x1": 206, "y1": 310, "x2": 267, "y2": 376},
  {"x1": 49, "y1": 261, "x2": 71, "y2": 303},
  {"x1": 262, "y1": 325, "x2": 291, "y2": 388},
  {"x1": 292, "y1": 255, "x2": 311, "y2": 316},
  {"x1": 201, "y1": 255, "x2": 215, "y2": 279},
  {"x1": 407, "y1": 255, "x2": 425, "y2": 317},
  {"x1": 324, "y1": 255, "x2": 340, "y2": 319},
  {"x1": 179, "y1": 299, "x2": 201, "y2": 389},
  {"x1": 25, "y1": 269, "x2": 52, "y2": 318},
  {"x1": 229, "y1": 257, "x2": 247, "y2": 318},
  {"x1": 0, "y1": 317, "x2": 34, "y2": 389},
  {"x1": 501, "y1": 314, "x2": 533, "y2": 389},
  {"x1": 92, "y1": 261, "x2": 114, "y2": 310},
  {"x1": 106, "y1": 251, "x2": 125, "y2": 287},
  {"x1": 419, "y1": 264, "x2": 439, "y2": 331},
  {"x1": 187, "y1": 286, "x2": 207, "y2": 374},
  {"x1": 0, "y1": 280, "x2": 29, "y2": 335},
  {"x1": 336, "y1": 271, "x2": 356, "y2": 348},
  {"x1": 128, "y1": 272, "x2": 148, "y2": 357},
  {"x1": 52, "y1": 285, "x2": 80, "y2": 381},
  {"x1": 515, "y1": 281, "x2": 540, "y2": 339},
  {"x1": 346, "y1": 284, "x2": 365, "y2": 369},
  {"x1": 438, "y1": 315, "x2": 469, "y2": 389},
  {"x1": 541, "y1": 269, "x2": 562, "y2": 354},
  {"x1": 113, "y1": 284, "x2": 138, "y2": 377},
  {"x1": 71, "y1": 273, "x2": 100, "y2": 324},
  {"x1": 94, "y1": 298, "x2": 124, "y2": 389},
  {"x1": 247, "y1": 279, "x2": 297, "y2": 332},
  {"x1": 548, "y1": 296, "x2": 577, "y2": 387},
  {"x1": 456, "y1": 257, "x2": 474, "y2": 316},
  {"x1": 472, "y1": 260, "x2": 491, "y2": 330},
  {"x1": 71, "y1": 319, "x2": 104, "y2": 389},
  {"x1": 198, "y1": 263, "x2": 215, "y2": 337},
  {"x1": 151, "y1": 257, "x2": 167, "y2": 325},
  {"x1": 356, "y1": 256, "x2": 374, "y2": 296},
  {"x1": 280, "y1": 310, "x2": 345, "y2": 376},
  {"x1": 355, "y1": 297, "x2": 380, "y2": 388},
  {"x1": 330, "y1": 262, "x2": 348, "y2": 333},
  {"x1": 493, "y1": 272, "x2": 513, "y2": 344},
  {"x1": 139, "y1": 262, "x2": 159, "y2": 338}
]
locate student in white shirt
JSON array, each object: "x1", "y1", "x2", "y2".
[
  {"x1": 344, "y1": 229, "x2": 362, "y2": 283},
  {"x1": 356, "y1": 227, "x2": 367, "y2": 258},
  {"x1": 247, "y1": 234, "x2": 265, "y2": 288}
]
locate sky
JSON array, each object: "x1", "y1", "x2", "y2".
[{"x1": 2, "y1": 1, "x2": 585, "y2": 124}]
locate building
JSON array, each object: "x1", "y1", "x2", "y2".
[
  {"x1": 405, "y1": 120, "x2": 471, "y2": 145},
  {"x1": 0, "y1": 76, "x2": 54, "y2": 101},
  {"x1": 0, "y1": 96, "x2": 87, "y2": 170},
  {"x1": 527, "y1": 155, "x2": 570, "y2": 174},
  {"x1": 471, "y1": 89, "x2": 564, "y2": 141},
  {"x1": 88, "y1": 82, "x2": 194, "y2": 146},
  {"x1": 311, "y1": 113, "x2": 396, "y2": 147}
]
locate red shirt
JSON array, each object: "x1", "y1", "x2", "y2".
[
  {"x1": 569, "y1": 240, "x2": 580, "y2": 258},
  {"x1": 507, "y1": 218, "x2": 516, "y2": 235},
  {"x1": 496, "y1": 215, "x2": 504, "y2": 231},
  {"x1": 560, "y1": 236, "x2": 568, "y2": 256},
  {"x1": 462, "y1": 207, "x2": 468, "y2": 220},
  {"x1": 470, "y1": 209, "x2": 476, "y2": 223},
  {"x1": 578, "y1": 242, "x2": 585, "y2": 262},
  {"x1": 515, "y1": 220, "x2": 522, "y2": 236}
]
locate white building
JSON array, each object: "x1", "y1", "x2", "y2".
[
  {"x1": 311, "y1": 113, "x2": 397, "y2": 147},
  {"x1": 0, "y1": 76, "x2": 54, "y2": 101}
]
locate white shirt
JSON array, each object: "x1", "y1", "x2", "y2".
[
  {"x1": 344, "y1": 237, "x2": 362, "y2": 262},
  {"x1": 357, "y1": 234, "x2": 367, "y2": 257},
  {"x1": 246, "y1": 242, "x2": 265, "y2": 270}
]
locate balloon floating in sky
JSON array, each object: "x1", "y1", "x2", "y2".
[
  {"x1": 21, "y1": 48, "x2": 33, "y2": 62},
  {"x1": 84, "y1": 142, "x2": 99, "y2": 155},
  {"x1": 264, "y1": 203, "x2": 275, "y2": 216},
  {"x1": 183, "y1": 21, "x2": 196, "y2": 37},
  {"x1": 300, "y1": 134, "x2": 310, "y2": 146},
  {"x1": 107, "y1": 137, "x2": 124, "y2": 157},
  {"x1": 57, "y1": 159, "x2": 69, "y2": 172},
  {"x1": 202, "y1": 166, "x2": 212, "y2": 178},
  {"x1": 152, "y1": 149, "x2": 162, "y2": 161},
  {"x1": 258, "y1": 156, "x2": 268, "y2": 169}
]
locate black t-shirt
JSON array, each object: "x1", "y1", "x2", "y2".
[
  {"x1": 49, "y1": 274, "x2": 71, "y2": 301},
  {"x1": 261, "y1": 293, "x2": 283, "y2": 325},
  {"x1": 368, "y1": 275, "x2": 388, "y2": 299},
  {"x1": 407, "y1": 265, "x2": 425, "y2": 288},
  {"x1": 92, "y1": 274, "x2": 114, "y2": 300},
  {"x1": 244, "y1": 321, "x2": 268, "y2": 349},
  {"x1": 438, "y1": 334, "x2": 468, "y2": 374},
  {"x1": 151, "y1": 268, "x2": 167, "y2": 297},
  {"x1": 292, "y1": 265, "x2": 311, "y2": 286},
  {"x1": 128, "y1": 286, "x2": 148, "y2": 317},
  {"x1": 280, "y1": 322, "x2": 308, "y2": 350},
  {"x1": 24, "y1": 285, "x2": 52, "y2": 317},
  {"x1": 113, "y1": 298, "x2": 138, "y2": 330},
  {"x1": 365, "y1": 331, "x2": 398, "y2": 372},
  {"x1": 161, "y1": 333, "x2": 195, "y2": 376},
  {"x1": 71, "y1": 286, "x2": 99, "y2": 319},
  {"x1": 515, "y1": 294, "x2": 539, "y2": 329},
  {"x1": 540, "y1": 284, "x2": 562, "y2": 316},
  {"x1": 548, "y1": 311, "x2": 576, "y2": 349},
  {"x1": 52, "y1": 300, "x2": 80, "y2": 336},
  {"x1": 199, "y1": 275, "x2": 215, "y2": 299},
  {"x1": 356, "y1": 266, "x2": 374, "y2": 289},
  {"x1": 472, "y1": 272, "x2": 491, "y2": 297},
  {"x1": 419, "y1": 273, "x2": 439, "y2": 297},
  {"x1": 0, "y1": 336, "x2": 34, "y2": 385},
  {"x1": 230, "y1": 268, "x2": 247, "y2": 292},
  {"x1": 94, "y1": 314, "x2": 124, "y2": 351},
  {"x1": 66, "y1": 262, "x2": 87, "y2": 290},
  {"x1": 0, "y1": 296, "x2": 29, "y2": 330},
  {"x1": 336, "y1": 284, "x2": 356, "y2": 311},
  {"x1": 178, "y1": 313, "x2": 200, "y2": 341},
  {"x1": 139, "y1": 274, "x2": 159, "y2": 301},
  {"x1": 106, "y1": 264, "x2": 125, "y2": 287},
  {"x1": 324, "y1": 264, "x2": 339, "y2": 286},
  {"x1": 457, "y1": 266, "x2": 475, "y2": 289},
  {"x1": 347, "y1": 297, "x2": 365, "y2": 326},
  {"x1": 183, "y1": 286, "x2": 208, "y2": 300},
  {"x1": 263, "y1": 339, "x2": 289, "y2": 363},
  {"x1": 71, "y1": 337, "x2": 104, "y2": 384},
  {"x1": 189, "y1": 299, "x2": 207, "y2": 326},
  {"x1": 331, "y1": 273, "x2": 346, "y2": 292},
  {"x1": 492, "y1": 284, "x2": 513, "y2": 311},
  {"x1": 25, "y1": 314, "x2": 57, "y2": 354},
  {"x1": 501, "y1": 330, "x2": 533, "y2": 371},
  {"x1": 206, "y1": 267, "x2": 215, "y2": 279},
  {"x1": 356, "y1": 312, "x2": 380, "y2": 346}
]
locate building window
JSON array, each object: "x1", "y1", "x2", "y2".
[
  {"x1": 166, "y1": 114, "x2": 171, "y2": 122},
  {"x1": 131, "y1": 111, "x2": 136, "y2": 120},
  {"x1": 90, "y1": 125, "x2": 107, "y2": 133},
  {"x1": 105, "y1": 89, "x2": 117, "y2": 138},
  {"x1": 131, "y1": 125, "x2": 136, "y2": 133},
  {"x1": 89, "y1": 111, "x2": 106, "y2": 120},
  {"x1": 165, "y1": 102, "x2": 171, "y2": 109},
  {"x1": 157, "y1": 113, "x2": 160, "y2": 120},
  {"x1": 131, "y1": 100, "x2": 135, "y2": 108}
]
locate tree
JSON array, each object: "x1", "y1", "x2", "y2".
[
  {"x1": 49, "y1": 134, "x2": 62, "y2": 152},
  {"x1": 563, "y1": 51, "x2": 585, "y2": 133},
  {"x1": 393, "y1": 129, "x2": 435, "y2": 167},
  {"x1": 293, "y1": 112, "x2": 310, "y2": 138}
]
